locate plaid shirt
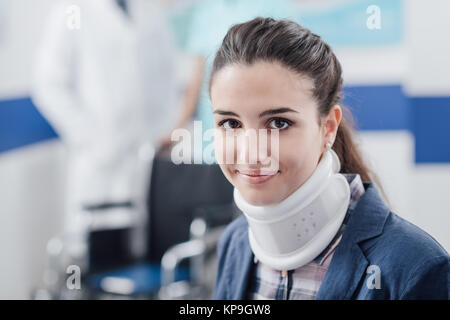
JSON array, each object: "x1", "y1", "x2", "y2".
[{"x1": 247, "y1": 173, "x2": 366, "y2": 300}]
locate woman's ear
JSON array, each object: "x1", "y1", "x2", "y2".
[{"x1": 322, "y1": 104, "x2": 342, "y2": 146}]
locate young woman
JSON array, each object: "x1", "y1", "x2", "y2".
[{"x1": 209, "y1": 17, "x2": 449, "y2": 300}]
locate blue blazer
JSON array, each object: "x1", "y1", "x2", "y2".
[{"x1": 213, "y1": 182, "x2": 449, "y2": 299}]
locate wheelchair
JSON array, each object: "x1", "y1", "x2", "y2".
[{"x1": 33, "y1": 147, "x2": 238, "y2": 300}]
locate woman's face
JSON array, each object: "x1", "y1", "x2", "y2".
[{"x1": 210, "y1": 60, "x2": 340, "y2": 206}]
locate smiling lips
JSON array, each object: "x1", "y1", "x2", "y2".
[{"x1": 235, "y1": 169, "x2": 279, "y2": 184}]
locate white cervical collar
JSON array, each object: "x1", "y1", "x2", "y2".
[{"x1": 233, "y1": 149, "x2": 350, "y2": 271}]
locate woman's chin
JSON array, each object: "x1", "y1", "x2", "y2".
[{"x1": 237, "y1": 187, "x2": 283, "y2": 206}]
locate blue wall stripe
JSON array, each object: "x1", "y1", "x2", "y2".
[
  {"x1": 342, "y1": 85, "x2": 410, "y2": 131},
  {"x1": 411, "y1": 97, "x2": 450, "y2": 164},
  {"x1": 0, "y1": 89, "x2": 449, "y2": 163},
  {"x1": 0, "y1": 97, "x2": 57, "y2": 153}
]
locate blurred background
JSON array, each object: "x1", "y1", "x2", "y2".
[{"x1": 0, "y1": 0, "x2": 449, "y2": 299}]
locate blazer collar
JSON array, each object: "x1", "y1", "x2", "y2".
[
  {"x1": 228, "y1": 228, "x2": 254, "y2": 299},
  {"x1": 315, "y1": 182, "x2": 391, "y2": 299},
  {"x1": 230, "y1": 182, "x2": 391, "y2": 300}
]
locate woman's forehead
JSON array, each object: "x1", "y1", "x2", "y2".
[{"x1": 211, "y1": 61, "x2": 316, "y2": 115}]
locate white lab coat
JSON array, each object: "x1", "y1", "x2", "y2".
[{"x1": 32, "y1": 0, "x2": 178, "y2": 236}]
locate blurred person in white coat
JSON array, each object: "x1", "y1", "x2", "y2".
[{"x1": 32, "y1": 0, "x2": 182, "y2": 264}]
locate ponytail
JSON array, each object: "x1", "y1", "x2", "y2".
[{"x1": 333, "y1": 105, "x2": 390, "y2": 207}]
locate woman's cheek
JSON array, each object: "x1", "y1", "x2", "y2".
[
  {"x1": 214, "y1": 129, "x2": 235, "y2": 165},
  {"x1": 278, "y1": 130, "x2": 317, "y2": 186},
  {"x1": 278, "y1": 131, "x2": 305, "y2": 163}
]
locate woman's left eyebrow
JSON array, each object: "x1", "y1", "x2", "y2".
[{"x1": 258, "y1": 107, "x2": 299, "y2": 118}]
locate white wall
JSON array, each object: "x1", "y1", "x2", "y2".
[
  {"x1": 404, "y1": 0, "x2": 450, "y2": 250},
  {"x1": 404, "y1": 0, "x2": 450, "y2": 95},
  {"x1": 0, "y1": 0, "x2": 65, "y2": 299},
  {"x1": 0, "y1": 0, "x2": 55, "y2": 98},
  {"x1": 0, "y1": 141, "x2": 67, "y2": 299}
]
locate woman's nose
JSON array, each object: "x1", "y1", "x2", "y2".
[{"x1": 235, "y1": 129, "x2": 278, "y2": 167}]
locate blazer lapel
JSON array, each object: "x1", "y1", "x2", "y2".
[
  {"x1": 315, "y1": 234, "x2": 369, "y2": 299},
  {"x1": 315, "y1": 183, "x2": 390, "y2": 299},
  {"x1": 229, "y1": 227, "x2": 254, "y2": 300}
]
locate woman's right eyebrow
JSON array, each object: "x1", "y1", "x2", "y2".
[
  {"x1": 213, "y1": 110, "x2": 240, "y2": 117},
  {"x1": 213, "y1": 107, "x2": 300, "y2": 118}
]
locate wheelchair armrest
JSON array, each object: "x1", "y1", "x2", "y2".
[
  {"x1": 160, "y1": 238, "x2": 206, "y2": 286},
  {"x1": 159, "y1": 221, "x2": 227, "y2": 299},
  {"x1": 159, "y1": 202, "x2": 236, "y2": 299}
]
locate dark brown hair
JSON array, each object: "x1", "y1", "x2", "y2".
[{"x1": 209, "y1": 17, "x2": 388, "y2": 202}]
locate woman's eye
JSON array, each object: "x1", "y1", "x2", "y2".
[
  {"x1": 268, "y1": 118, "x2": 291, "y2": 130},
  {"x1": 219, "y1": 119, "x2": 240, "y2": 129}
]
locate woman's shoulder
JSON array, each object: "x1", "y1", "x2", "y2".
[
  {"x1": 361, "y1": 209, "x2": 449, "y2": 298},
  {"x1": 379, "y1": 210, "x2": 448, "y2": 260},
  {"x1": 355, "y1": 182, "x2": 448, "y2": 263}
]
